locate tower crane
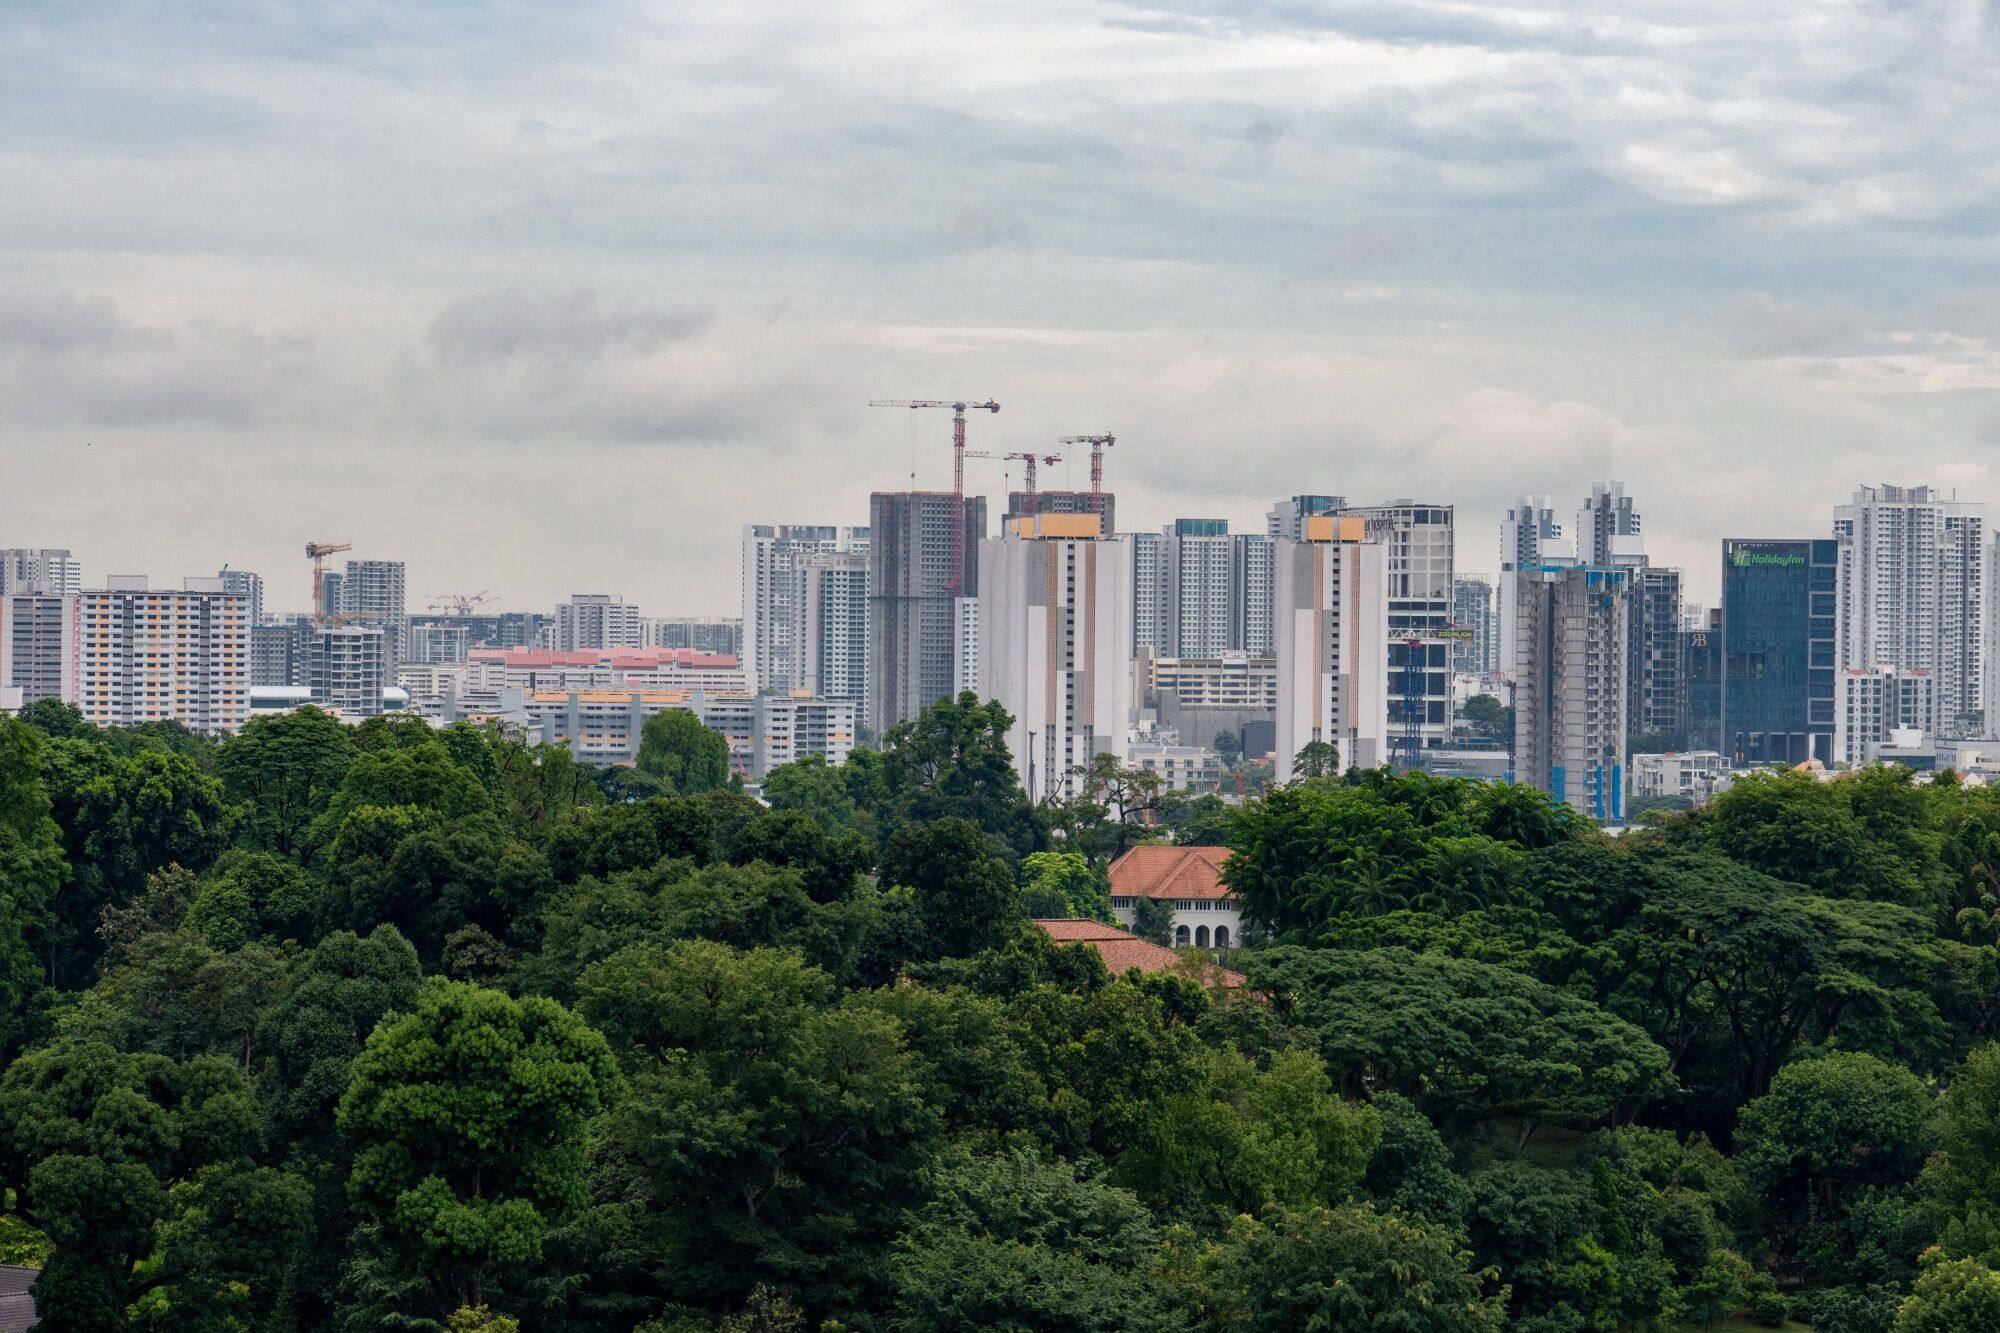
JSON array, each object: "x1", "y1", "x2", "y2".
[
  {"x1": 305, "y1": 542, "x2": 351, "y2": 627},
  {"x1": 427, "y1": 591, "x2": 494, "y2": 617},
  {"x1": 966, "y1": 451, "x2": 1064, "y2": 519},
  {"x1": 868, "y1": 398, "x2": 1000, "y2": 595},
  {"x1": 1058, "y1": 434, "x2": 1117, "y2": 517}
]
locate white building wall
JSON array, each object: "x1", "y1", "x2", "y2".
[{"x1": 1273, "y1": 535, "x2": 1390, "y2": 782}]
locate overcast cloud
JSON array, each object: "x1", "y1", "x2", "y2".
[{"x1": 3, "y1": 0, "x2": 1999, "y2": 612}]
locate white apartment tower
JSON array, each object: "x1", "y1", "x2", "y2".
[
  {"x1": 976, "y1": 513, "x2": 1135, "y2": 802},
  {"x1": 338, "y1": 560, "x2": 407, "y2": 657},
  {"x1": 1, "y1": 593, "x2": 79, "y2": 707},
  {"x1": 741, "y1": 524, "x2": 869, "y2": 695},
  {"x1": 1833, "y1": 484, "x2": 1985, "y2": 736},
  {"x1": 1160, "y1": 519, "x2": 1235, "y2": 659},
  {"x1": 1273, "y1": 515, "x2": 1391, "y2": 782},
  {"x1": 218, "y1": 567, "x2": 264, "y2": 625},
  {"x1": 1835, "y1": 665, "x2": 1936, "y2": 767},
  {"x1": 1342, "y1": 501, "x2": 1457, "y2": 759},
  {"x1": 555, "y1": 594, "x2": 648, "y2": 652},
  {"x1": 790, "y1": 547, "x2": 869, "y2": 705},
  {"x1": 1499, "y1": 495, "x2": 1566, "y2": 677},
  {"x1": 1576, "y1": 481, "x2": 1645, "y2": 567},
  {"x1": 1231, "y1": 533, "x2": 1277, "y2": 657},
  {"x1": 308, "y1": 625, "x2": 389, "y2": 718},
  {"x1": 1131, "y1": 531, "x2": 1164, "y2": 654},
  {"x1": 77, "y1": 577, "x2": 250, "y2": 734},
  {"x1": 0, "y1": 549, "x2": 82, "y2": 597}
]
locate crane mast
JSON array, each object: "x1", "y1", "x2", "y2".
[
  {"x1": 1058, "y1": 434, "x2": 1117, "y2": 516},
  {"x1": 868, "y1": 398, "x2": 999, "y2": 596}
]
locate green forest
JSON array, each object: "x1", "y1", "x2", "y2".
[{"x1": 6, "y1": 692, "x2": 2000, "y2": 1331}]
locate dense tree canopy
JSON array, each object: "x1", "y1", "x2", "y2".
[{"x1": 5, "y1": 695, "x2": 2000, "y2": 1328}]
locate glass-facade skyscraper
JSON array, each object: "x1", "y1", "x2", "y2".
[{"x1": 1720, "y1": 538, "x2": 1836, "y2": 765}]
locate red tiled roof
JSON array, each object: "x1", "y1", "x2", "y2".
[
  {"x1": 1032, "y1": 919, "x2": 1246, "y2": 989},
  {"x1": 1107, "y1": 845, "x2": 1235, "y2": 902}
]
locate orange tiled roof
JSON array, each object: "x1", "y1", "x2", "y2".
[
  {"x1": 1032, "y1": 919, "x2": 1246, "y2": 989},
  {"x1": 1107, "y1": 845, "x2": 1236, "y2": 902}
]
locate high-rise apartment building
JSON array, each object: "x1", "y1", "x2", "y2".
[
  {"x1": 0, "y1": 593, "x2": 78, "y2": 706},
  {"x1": 1513, "y1": 565, "x2": 1629, "y2": 821},
  {"x1": 976, "y1": 513, "x2": 1134, "y2": 800},
  {"x1": 868, "y1": 492, "x2": 985, "y2": 735},
  {"x1": 1499, "y1": 495, "x2": 1565, "y2": 676},
  {"x1": 649, "y1": 616, "x2": 743, "y2": 656},
  {"x1": 308, "y1": 625, "x2": 389, "y2": 717},
  {"x1": 1833, "y1": 484, "x2": 1985, "y2": 736},
  {"x1": 1231, "y1": 533, "x2": 1277, "y2": 657},
  {"x1": 1835, "y1": 666, "x2": 1936, "y2": 767},
  {"x1": 1006, "y1": 490, "x2": 1115, "y2": 535},
  {"x1": 1273, "y1": 515, "x2": 1390, "y2": 782},
  {"x1": 0, "y1": 549, "x2": 82, "y2": 597},
  {"x1": 1267, "y1": 496, "x2": 1346, "y2": 542},
  {"x1": 741, "y1": 524, "x2": 868, "y2": 694},
  {"x1": 1160, "y1": 519, "x2": 1235, "y2": 659},
  {"x1": 1131, "y1": 531, "x2": 1163, "y2": 654},
  {"x1": 1576, "y1": 481, "x2": 1644, "y2": 567},
  {"x1": 554, "y1": 594, "x2": 647, "y2": 652},
  {"x1": 77, "y1": 576, "x2": 250, "y2": 734},
  {"x1": 1450, "y1": 576, "x2": 1498, "y2": 675},
  {"x1": 1720, "y1": 539, "x2": 1837, "y2": 765},
  {"x1": 1629, "y1": 565, "x2": 1685, "y2": 742},
  {"x1": 1343, "y1": 501, "x2": 1456, "y2": 756},
  {"x1": 790, "y1": 548, "x2": 868, "y2": 705},
  {"x1": 218, "y1": 567, "x2": 263, "y2": 625},
  {"x1": 751, "y1": 693, "x2": 858, "y2": 778},
  {"x1": 338, "y1": 560, "x2": 407, "y2": 658}
]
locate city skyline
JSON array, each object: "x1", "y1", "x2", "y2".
[{"x1": 6, "y1": 3, "x2": 1998, "y2": 615}]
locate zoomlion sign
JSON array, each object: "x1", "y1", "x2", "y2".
[{"x1": 1731, "y1": 548, "x2": 1805, "y2": 568}]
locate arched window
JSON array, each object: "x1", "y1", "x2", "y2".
[
  {"x1": 1213, "y1": 925, "x2": 1230, "y2": 947},
  {"x1": 1175, "y1": 924, "x2": 1190, "y2": 947},
  {"x1": 1195, "y1": 925, "x2": 1210, "y2": 948}
]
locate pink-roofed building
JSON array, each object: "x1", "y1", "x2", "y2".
[
  {"x1": 464, "y1": 647, "x2": 748, "y2": 695},
  {"x1": 1106, "y1": 845, "x2": 1244, "y2": 949},
  {"x1": 1033, "y1": 918, "x2": 1246, "y2": 989}
]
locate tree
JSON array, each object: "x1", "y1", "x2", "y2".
[
  {"x1": 582, "y1": 940, "x2": 937, "y2": 1316},
  {"x1": 338, "y1": 980, "x2": 624, "y2": 1319},
  {"x1": 1213, "y1": 729, "x2": 1242, "y2": 767},
  {"x1": 126, "y1": 1161, "x2": 311, "y2": 1332},
  {"x1": 887, "y1": 1149, "x2": 1174, "y2": 1332},
  {"x1": 1894, "y1": 1253, "x2": 2000, "y2": 1332},
  {"x1": 36, "y1": 740, "x2": 232, "y2": 986},
  {"x1": 880, "y1": 817, "x2": 1023, "y2": 959},
  {"x1": 1019, "y1": 851, "x2": 1114, "y2": 922},
  {"x1": 1195, "y1": 1203, "x2": 1506, "y2": 1332},
  {"x1": 1737, "y1": 1051, "x2": 1933, "y2": 1283},
  {"x1": 1249, "y1": 946, "x2": 1671, "y2": 1139},
  {"x1": 877, "y1": 693, "x2": 1039, "y2": 855},
  {"x1": 761, "y1": 752, "x2": 860, "y2": 833},
  {"x1": 1923, "y1": 1043, "x2": 2000, "y2": 1265},
  {"x1": 214, "y1": 706, "x2": 353, "y2": 863},
  {"x1": 1460, "y1": 693, "x2": 1512, "y2": 745},
  {"x1": 636, "y1": 710, "x2": 733, "y2": 795},
  {"x1": 1290, "y1": 740, "x2": 1340, "y2": 780},
  {"x1": 0, "y1": 716, "x2": 63, "y2": 1059},
  {"x1": 1130, "y1": 896, "x2": 1174, "y2": 947},
  {"x1": 0, "y1": 1040, "x2": 265, "y2": 1330}
]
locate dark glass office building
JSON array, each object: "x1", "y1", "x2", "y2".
[
  {"x1": 1683, "y1": 607, "x2": 1722, "y2": 753},
  {"x1": 1720, "y1": 538, "x2": 1836, "y2": 765}
]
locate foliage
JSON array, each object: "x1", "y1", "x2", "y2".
[
  {"x1": 1019, "y1": 850, "x2": 1114, "y2": 922},
  {"x1": 636, "y1": 710, "x2": 733, "y2": 795}
]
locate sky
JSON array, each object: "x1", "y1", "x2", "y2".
[{"x1": 4, "y1": 0, "x2": 2000, "y2": 616}]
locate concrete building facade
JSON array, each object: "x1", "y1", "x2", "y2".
[
  {"x1": 0, "y1": 593, "x2": 78, "y2": 707},
  {"x1": 976, "y1": 513, "x2": 1135, "y2": 802},
  {"x1": 868, "y1": 492, "x2": 985, "y2": 735},
  {"x1": 1513, "y1": 565, "x2": 1630, "y2": 821},
  {"x1": 0, "y1": 549, "x2": 82, "y2": 597},
  {"x1": 77, "y1": 577, "x2": 250, "y2": 734},
  {"x1": 1273, "y1": 515, "x2": 1390, "y2": 782},
  {"x1": 554, "y1": 594, "x2": 647, "y2": 652},
  {"x1": 741, "y1": 524, "x2": 868, "y2": 695}
]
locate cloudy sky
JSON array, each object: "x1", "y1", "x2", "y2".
[{"x1": 4, "y1": 0, "x2": 1999, "y2": 615}]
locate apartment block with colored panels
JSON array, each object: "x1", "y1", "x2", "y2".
[{"x1": 76, "y1": 576, "x2": 250, "y2": 735}]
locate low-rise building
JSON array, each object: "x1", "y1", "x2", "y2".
[
  {"x1": 751, "y1": 692, "x2": 857, "y2": 778},
  {"x1": 1106, "y1": 845, "x2": 1245, "y2": 950},
  {"x1": 1128, "y1": 742, "x2": 1224, "y2": 793},
  {"x1": 1033, "y1": 918, "x2": 1246, "y2": 988},
  {"x1": 1152, "y1": 653, "x2": 1279, "y2": 709},
  {"x1": 1630, "y1": 750, "x2": 1727, "y2": 803}
]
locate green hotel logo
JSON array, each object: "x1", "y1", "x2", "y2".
[{"x1": 1732, "y1": 549, "x2": 1806, "y2": 568}]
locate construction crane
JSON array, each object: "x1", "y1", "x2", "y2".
[
  {"x1": 1058, "y1": 434, "x2": 1116, "y2": 516},
  {"x1": 1396, "y1": 636, "x2": 1427, "y2": 773},
  {"x1": 966, "y1": 450, "x2": 1063, "y2": 518},
  {"x1": 427, "y1": 591, "x2": 494, "y2": 617},
  {"x1": 868, "y1": 398, "x2": 1000, "y2": 595},
  {"x1": 305, "y1": 542, "x2": 351, "y2": 626}
]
